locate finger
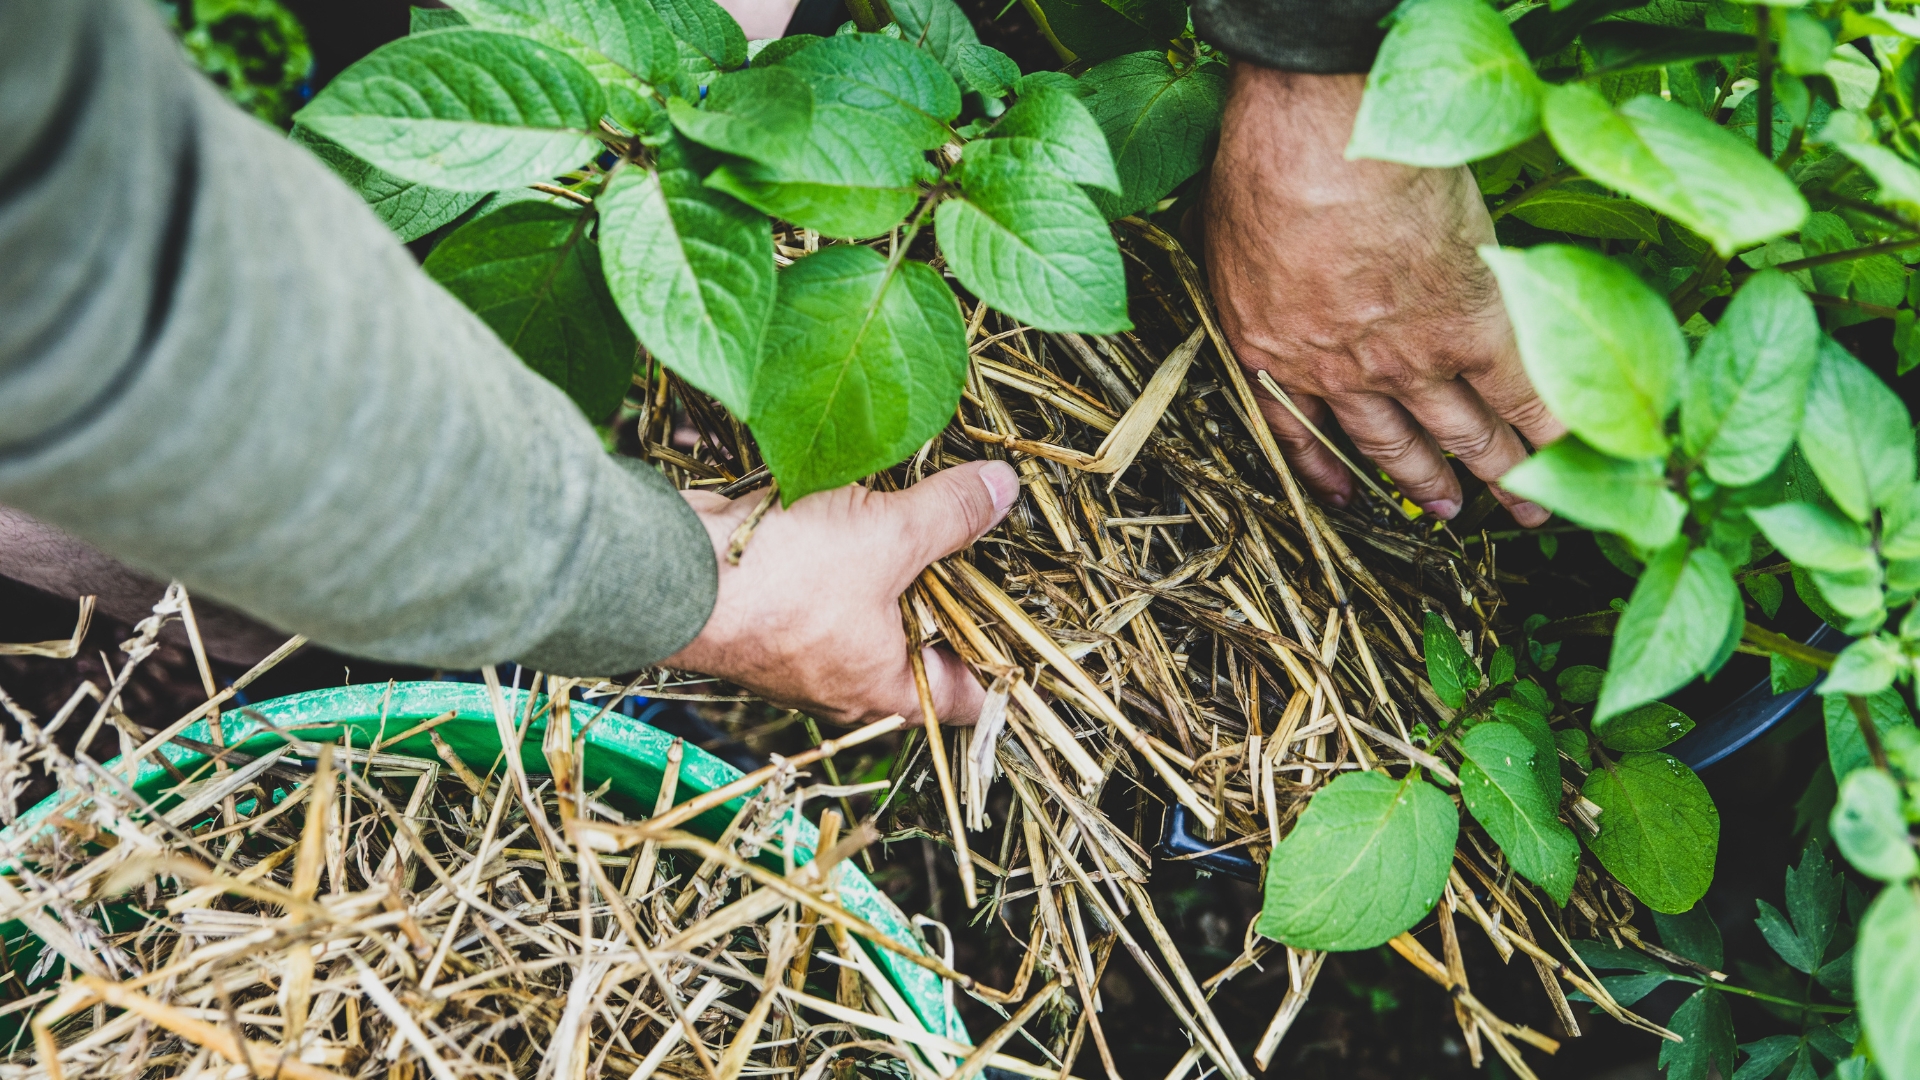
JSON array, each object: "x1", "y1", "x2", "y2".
[
  {"x1": 1465, "y1": 338, "x2": 1567, "y2": 451},
  {"x1": 920, "y1": 645, "x2": 986, "y2": 725},
  {"x1": 1249, "y1": 381, "x2": 1356, "y2": 508},
  {"x1": 888, "y1": 459, "x2": 1020, "y2": 569},
  {"x1": 1325, "y1": 392, "x2": 1462, "y2": 517},
  {"x1": 1399, "y1": 381, "x2": 1549, "y2": 527}
]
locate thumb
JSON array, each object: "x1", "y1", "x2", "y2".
[{"x1": 886, "y1": 460, "x2": 1020, "y2": 569}]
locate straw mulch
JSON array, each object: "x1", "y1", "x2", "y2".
[{"x1": 0, "y1": 223, "x2": 1673, "y2": 1080}]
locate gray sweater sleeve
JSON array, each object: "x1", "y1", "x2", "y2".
[
  {"x1": 0, "y1": 0, "x2": 717, "y2": 676},
  {"x1": 1192, "y1": 0, "x2": 1399, "y2": 73}
]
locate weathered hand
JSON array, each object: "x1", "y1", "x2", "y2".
[
  {"x1": 663, "y1": 461, "x2": 1019, "y2": 727},
  {"x1": 1203, "y1": 64, "x2": 1561, "y2": 526}
]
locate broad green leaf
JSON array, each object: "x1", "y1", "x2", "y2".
[
  {"x1": 1583, "y1": 751, "x2": 1720, "y2": 913},
  {"x1": 1077, "y1": 52, "x2": 1227, "y2": 221},
  {"x1": 751, "y1": 248, "x2": 966, "y2": 502},
  {"x1": 1257, "y1": 771, "x2": 1458, "y2": 951},
  {"x1": 422, "y1": 201, "x2": 635, "y2": 418},
  {"x1": 1857, "y1": 884, "x2": 1920, "y2": 1080},
  {"x1": 1581, "y1": 21, "x2": 1754, "y2": 74},
  {"x1": 887, "y1": 0, "x2": 980, "y2": 83},
  {"x1": 936, "y1": 151, "x2": 1129, "y2": 333},
  {"x1": 293, "y1": 30, "x2": 607, "y2": 192},
  {"x1": 1774, "y1": 843, "x2": 1845, "y2": 971},
  {"x1": 290, "y1": 124, "x2": 482, "y2": 242},
  {"x1": 1542, "y1": 84, "x2": 1808, "y2": 255},
  {"x1": 705, "y1": 108, "x2": 931, "y2": 239},
  {"x1": 1832, "y1": 133, "x2": 1920, "y2": 221},
  {"x1": 1798, "y1": 336, "x2": 1915, "y2": 523},
  {"x1": 1654, "y1": 905, "x2": 1725, "y2": 969},
  {"x1": 667, "y1": 67, "x2": 812, "y2": 162},
  {"x1": 1568, "y1": 939, "x2": 1677, "y2": 1006},
  {"x1": 1826, "y1": 45, "x2": 1879, "y2": 111},
  {"x1": 1028, "y1": 0, "x2": 1176, "y2": 65},
  {"x1": 1833, "y1": 769, "x2": 1920, "y2": 881},
  {"x1": 1779, "y1": 12, "x2": 1833, "y2": 75},
  {"x1": 1823, "y1": 636, "x2": 1903, "y2": 697},
  {"x1": 1660, "y1": 988, "x2": 1737, "y2": 1080},
  {"x1": 1423, "y1": 610, "x2": 1479, "y2": 711},
  {"x1": 651, "y1": 0, "x2": 747, "y2": 77},
  {"x1": 441, "y1": 0, "x2": 681, "y2": 87},
  {"x1": 412, "y1": 7, "x2": 469, "y2": 32},
  {"x1": 1598, "y1": 544, "x2": 1740, "y2": 722},
  {"x1": 1773, "y1": 652, "x2": 1819, "y2": 693},
  {"x1": 1682, "y1": 270, "x2": 1822, "y2": 486},
  {"x1": 598, "y1": 138, "x2": 772, "y2": 415},
  {"x1": 1884, "y1": 485, "x2": 1920, "y2": 560},
  {"x1": 1557, "y1": 727, "x2": 1592, "y2": 770},
  {"x1": 955, "y1": 43, "x2": 1021, "y2": 99},
  {"x1": 1459, "y1": 722, "x2": 1581, "y2": 903},
  {"x1": 1490, "y1": 645, "x2": 1517, "y2": 686},
  {"x1": 1557, "y1": 665, "x2": 1605, "y2": 705},
  {"x1": 1480, "y1": 244, "x2": 1684, "y2": 460},
  {"x1": 1492, "y1": 698, "x2": 1561, "y2": 803},
  {"x1": 1756, "y1": 897, "x2": 1821, "y2": 972},
  {"x1": 1747, "y1": 502, "x2": 1876, "y2": 574},
  {"x1": 1348, "y1": 0, "x2": 1544, "y2": 167},
  {"x1": 1500, "y1": 436, "x2": 1685, "y2": 550},
  {"x1": 1825, "y1": 689, "x2": 1913, "y2": 783},
  {"x1": 775, "y1": 33, "x2": 961, "y2": 150},
  {"x1": 1594, "y1": 701, "x2": 1695, "y2": 751},
  {"x1": 1736, "y1": 1037, "x2": 1802, "y2": 1080},
  {"x1": 1747, "y1": 572, "x2": 1785, "y2": 619},
  {"x1": 975, "y1": 86, "x2": 1121, "y2": 193},
  {"x1": 1508, "y1": 189, "x2": 1660, "y2": 242}
]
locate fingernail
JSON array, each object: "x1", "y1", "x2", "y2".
[
  {"x1": 1422, "y1": 498, "x2": 1461, "y2": 519},
  {"x1": 1513, "y1": 500, "x2": 1547, "y2": 523},
  {"x1": 981, "y1": 461, "x2": 1020, "y2": 515},
  {"x1": 1326, "y1": 492, "x2": 1348, "y2": 508}
]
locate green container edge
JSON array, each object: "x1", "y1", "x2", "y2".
[{"x1": 0, "y1": 682, "x2": 966, "y2": 1045}]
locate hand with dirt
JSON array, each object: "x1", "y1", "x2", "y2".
[
  {"x1": 663, "y1": 460, "x2": 1019, "y2": 727},
  {"x1": 1203, "y1": 64, "x2": 1562, "y2": 526}
]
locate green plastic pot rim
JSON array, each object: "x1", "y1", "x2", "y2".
[{"x1": 1, "y1": 681, "x2": 966, "y2": 1045}]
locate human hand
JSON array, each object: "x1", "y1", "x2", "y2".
[
  {"x1": 663, "y1": 461, "x2": 1019, "y2": 727},
  {"x1": 1203, "y1": 65, "x2": 1561, "y2": 526}
]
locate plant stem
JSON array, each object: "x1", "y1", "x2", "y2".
[
  {"x1": 844, "y1": 0, "x2": 891, "y2": 32},
  {"x1": 1016, "y1": 0, "x2": 1075, "y2": 64},
  {"x1": 1808, "y1": 292, "x2": 1903, "y2": 321},
  {"x1": 1756, "y1": 235, "x2": 1920, "y2": 275},
  {"x1": 1489, "y1": 166, "x2": 1579, "y2": 221},
  {"x1": 1669, "y1": 248, "x2": 1731, "y2": 323},
  {"x1": 1743, "y1": 622, "x2": 1838, "y2": 671},
  {"x1": 1675, "y1": 976, "x2": 1853, "y2": 1014},
  {"x1": 1849, "y1": 694, "x2": 1892, "y2": 771},
  {"x1": 1756, "y1": 6, "x2": 1775, "y2": 160}
]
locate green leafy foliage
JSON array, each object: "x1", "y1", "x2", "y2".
[
  {"x1": 667, "y1": 67, "x2": 813, "y2": 162},
  {"x1": 651, "y1": 0, "x2": 746, "y2": 78},
  {"x1": 1422, "y1": 611, "x2": 1479, "y2": 711},
  {"x1": 439, "y1": 0, "x2": 682, "y2": 89},
  {"x1": 1508, "y1": 189, "x2": 1660, "y2": 242},
  {"x1": 290, "y1": 125, "x2": 483, "y2": 242},
  {"x1": 1826, "y1": 690, "x2": 1914, "y2": 783},
  {"x1": 1348, "y1": 0, "x2": 1544, "y2": 167},
  {"x1": 973, "y1": 86, "x2": 1120, "y2": 193},
  {"x1": 1459, "y1": 722, "x2": 1580, "y2": 903},
  {"x1": 1798, "y1": 337, "x2": 1915, "y2": 524},
  {"x1": 1481, "y1": 243, "x2": 1684, "y2": 460},
  {"x1": 1754, "y1": 844, "x2": 1844, "y2": 975},
  {"x1": 1258, "y1": 771, "x2": 1458, "y2": 950},
  {"x1": 1583, "y1": 751, "x2": 1719, "y2": 913},
  {"x1": 936, "y1": 151, "x2": 1130, "y2": 333},
  {"x1": 423, "y1": 201, "x2": 636, "y2": 419},
  {"x1": 751, "y1": 247, "x2": 967, "y2": 502},
  {"x1": 1680, "y1": 270, "x2": 1821, "y2": 487},
  {"x1": 1599, "y1": 544, "x2": 1740, "y2": 723},
  {"x1": 1857, "y1": 884, "x2": 1920, "y2": 1080},
  {"x1": 1540, "y1": 85, "x2": 1807, "y2": 255},
  {"x1": 887, "y1": 0, "x2": 980, "y2": 84},
  {"x1": 1557, "y1": 665, "x2": 1605, "y2": 705},
  {"x1": 1593, "y1": 701, "x2": 1694, "y2": 751},
  {"x1": 704, "y1": 108, "x2": 932, "y2": 240},
  {"x1": 1077, "y1": 52, "x2": 1226, "y2": 221},
  {"x1": 1660, "y1": 988, "x2": 1737, "y2": 1080},
  {"x1": 1499, "y1": 436, "x2": 1685, "y2": 549},
  {"x1": 774, "y1": 34, "x2": 962, "y2": 151},
  {"x1": 1493, "y1": 697, "x2": 1562, "y2": 803},
  {"x1": 1832, "y1": 769, "x2": 1919, "y2": 881},
  {"x1": 293, "y1": 29, "x2": 607, "y2": 192},
  {"x1": 1028, "y1": 0, "x2": 1178, "y2": 65}
]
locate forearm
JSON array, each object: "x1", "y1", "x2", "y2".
[
  {"x1": 0, "y1": 1, "x2": 715, "y2": 675},
  {"x1": 1192, "y1": 0, "x2": 1399, "y2": 73}
]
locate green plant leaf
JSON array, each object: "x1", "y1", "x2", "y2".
[
  {"x1": 1857, "y1": 883, "x2": 1920, "y2": 1080},
  {"x1": 1747, "y1": 572, "x2": 1784, "y2": 619},
  {"x1": 1077, "y1": 52, "x2": 1227, "y2": 221},
  {"x1": 1594, "y1": 701, "x2": 1695, "y2": 751},
  {"x1": 704, "y1": 106, "x2": 931, "y2": 239},
  {"x1": 1798, "y1": 336, "x2": 1915, "y2": 524},
  {"x1": 887, "y1": 0, "x2": 981, "y2": 83},
  {"x1": 1480, "y1": 244, "x2": 1684, "y2": 460},
  {"x1": 667, "y1": 66, "x2": 813, "y2": 162},
  {"x1": 1508, "y1": 189, "x2": 1661, "y2": 242},
  {"x1": 1747, "y1": 501, "x2": 1876, "y2": 574},
  {"x1": 1028, "y1": 0, "x2": 1176, "y2": 65},
  {"x1": 412, "y1": 6, "x2": 469, "y2": 32},
  {"x1": 974, "y1": 85, "x2": 1121, "y2": 193},
  {"x1": 955, "y1": 42, "x2": 1021, "y2": 99},
  {"x1": 1500, "y1": 436, "x2": 1686, "y2": 550},
  {"x1": 1459, "y1": 721, "x2": 1581, "y2": 903},
  {"x1": 1660, "y1": 988, "x2": 1737, "y2": 1080},
  {"x1": 1557, "y1": 727, "x2": 1592, "y2": 770},
  {"x1": 936, "y1": 150, "x2": 1129, "y2": 333},
  {"x1": 598, "y1": 138, "x2": 772, "y2": 415},
  {"x1": 1490, "y1": 645, "x2": 1517, "y2": 686},
  {"x1": 774, "y1": 33, "x2": 961, "y2": 151},
  {"x1": 421, "y1": 201, "x2": 635, "y2": 418},
  {"x1": 1757, "y1": 843, "x2": 1845, "y2": 972},
  {"x1": 1772, "y1": 652, "x2": 1819, "y2": 693},
  {"x1": 1682, "y1": 270, "x2": 1822, "y2": 486},
  {"x1": 1348, "y1": 0, "x2": 1544, "y2": 167},
  {"x1": 1557, "y1": 664, "x2": 1605, "y2": 705},
  {"x1": 1581, "y1": 22, "x2": 1753, "y2": 74},
  {"x1": 1825, "y1": 689, "x2": 1913, "y2": 783},
  {"x1": 1829, "y1": 119, "x2": 1920, "y2": 221},
  {"x1": 1598, "y1": 543, "x2": 1740, "y2": 722},
  {"x1": 1583, "y1": 751, "x2": 1720, "y2": 913},
  {"x1": 1492, "y1": 698, "x2": 1561, "y2": 803},
  {"x1": 1823, "y1": 636, "x2": 1903, "y2": 697},
  {"x1": 1257, "y1": 770, "x2": 1458, "y2": 951},
  {"x1": 1833, "y1": 768, "x2": 1920, "y2": 881},
  {"x1": 293, "y1": 29, "x2": 607, "y2": 192},
  {"x1": 1541, "y1": 84, "x2": 1808, "y2": 255},
  {"x1": 290, "y1": 124, "x2": 483, "y2": 242},
  {"x1": 1735, "y1": 1037, "x2": 1801, "y2": 1080},
  {"x1": 1423, "y1": 610, "x2": 1479, "y2": 711},
  {"x1": 751, "y1": 247, "x2": 967, "y2": 502},
  {"x1": 1654, "y1": 904, "x2": 1725, "y2": 969},
  {"x1": 651, "y1": 0, "x2": 747, "y2": 78},
  {"x1": 441, "y1": 0, "x2": 681, "y2": 88}
]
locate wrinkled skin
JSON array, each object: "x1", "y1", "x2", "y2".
[
  {"x1": 665, "y1": 460, "x2": 1019, "y2": 726},
  {"x1": 1204, "y1": 65, "x2": 1561, "y2": 525}
]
